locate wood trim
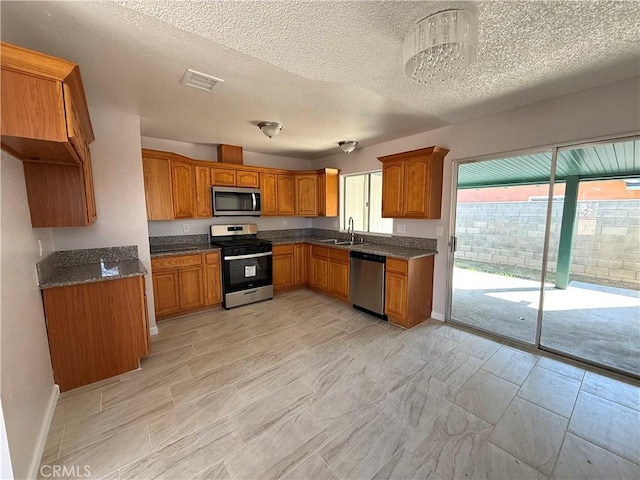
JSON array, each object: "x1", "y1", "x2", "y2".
[
  {"x1": 156, "y1": 303, "x2": 221, "y2": 321},
  {"x1": 217, "y1": 144, "x2": 243, "y2": 164},
  {"x1": 377, "y1": 146, "x2": 449, "y2": 163}
]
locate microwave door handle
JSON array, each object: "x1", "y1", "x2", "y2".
[{"x1": 252, "y1": 193, "x2": 257, "y2": 211}]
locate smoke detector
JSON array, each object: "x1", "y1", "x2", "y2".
[{"x1": 179, "y1": 69, "x2": 223, "y2": 92}]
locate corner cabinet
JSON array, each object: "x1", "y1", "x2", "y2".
[
  {"x1": 378, "y1": 146, "x2": 449, "y2": 219},
  {"x1": 1, "y1": 41, "x2": 97, "y2": 227}
]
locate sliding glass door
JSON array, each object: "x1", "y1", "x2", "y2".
[
  {"x1": 540, "y1": 140, "x2": 640, "y2": 376},
  {"x1": 449, "y1": 152, "x2": 553, "y2": 344},
  {"x1": 448, "y1": 136, "x2": 640, "y2": 377}
]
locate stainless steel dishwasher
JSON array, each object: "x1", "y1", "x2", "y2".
[{"x1": 349, "y1": 251, "x2": 387, "y2": 320}]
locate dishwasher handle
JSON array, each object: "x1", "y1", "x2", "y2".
[{"x1": 349, "y1": 250, "x2": 386, "y2": 263}]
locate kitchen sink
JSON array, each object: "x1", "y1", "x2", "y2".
[{"x1": 318, "y1": 238, "x2": 340, "y2": 244}]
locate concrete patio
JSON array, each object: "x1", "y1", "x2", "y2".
[{"x1": 451, "y1": 267, "x2": 640, "y2": 376}]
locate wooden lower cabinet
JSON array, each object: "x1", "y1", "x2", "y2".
[
  {"x1": 273, "y1": 245, "x2": 295, "y2": 291},
  {"x1": 328, "y1": 249, "x2": 349, "y2": 301},
  {"x1": 294, "y1": 244, "x2": 308, "y2": 285},
  {"x1": 205, "y1": 254, "x2": 222, "y2": 305},
  {"x1": 152, "y1": 252, "x2": 222, "y2": 319},
  {"x1": 42, "y1": 276, "x2": 149, "y2": 392},
  {"x1": 152, "y1": 270, "x2": 180, "y2": 315},
  {"x1": 384, "y1": 272, "x2": 408, "y2": 320},
  {"x1": 384, "y1": 255, "x2": 434, "y2": 328},
  {"x1": 177, "y1": 267, "x2": 204, "y2": 309}
]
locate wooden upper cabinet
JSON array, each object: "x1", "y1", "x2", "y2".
[
  {"x1": 142, "y1": 150, "x2": 173, "y2": 220},
  {"x1": 378, "y1": 146, "x2": 448, "y2": 219},
  {"x1": 1, "y1": 42, "x2": 97, "y2": 227},
  {"x1": 317, "y1": 169, "x2": 339, "y2": 217},
  {"x1": 380, "y1": 160, "x2": 404, "y2": 218},
  {"x1": 1, "y1": 42, "x2": 94, "y2": 165},
  {"x1": 193, "y1": 163, "x2": 212, "y2": 218},
  {"x1": 170, "y1": 156, "x2": 194, "y2": 218},
  {"x1": 236, "y1": 170, "x2": 259, "y2": 188},
  {"x1": 260, "y1": 172, "x2": 278, "y2": 216},
  {"x1": 217, "y1": 144, "x2": 243, "y2": 164},
  {"x1": 211, "y1": 167, "x2": 236, "y2": 186},
  {"x1": 294, "y1": 172, "x2": 318, "y2": 216},
  {"x1": 277, "y1": 174, "x2": 295, "y2": 216}
]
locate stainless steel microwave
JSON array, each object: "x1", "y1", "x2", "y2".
[{"x1": 211, "y1": 186, "x2": 262, "y2": 216}]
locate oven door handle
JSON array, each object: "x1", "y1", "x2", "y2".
[{"x1": 224, "y1": 251, "x2": 273, "y2": 261}]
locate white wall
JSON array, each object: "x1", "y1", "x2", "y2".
[
  {"x1": 313, "y1": 76, "x2": 640, "y2": 318},
  {"x1": 1, "y1": 152, "x2": 56, "y2": 480},
  {"x1": 52, "y1": 110, "x2": 156, "y2": 331},
  {"x1": 142, "y1": 137, "x2": 314, "y2": 236}
]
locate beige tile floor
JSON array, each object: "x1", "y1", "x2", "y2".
[{"x1": 39, "y1": 289, "x2": 640, "y2": 480}]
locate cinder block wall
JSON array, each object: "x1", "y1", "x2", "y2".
[{"x1": 455, "y1": 199, "x2": 640, "y2": 289}]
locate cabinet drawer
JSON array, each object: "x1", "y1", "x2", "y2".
[
  {"x1": 151, "y1": 254, "x2": 202, "y2": 271},
  {"x1": 386, "y1": 257, "x2": 408, "y2": 275},
  {"x1": 329, "y1": 248, "x2": 349, "y2": 263},
  {"x1": 205, "y1": 252, "x2": 220, "y2": 265},
  {"x1": 311, "y1": 245, "x2": 329, "y2": 258},
  {"x1": 273, "y1": 244, "x2": 294, "y2": 255}
]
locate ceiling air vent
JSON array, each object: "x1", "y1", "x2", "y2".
[{"x1": 179, "y1": 69, "x2": 224, "y2": 92}]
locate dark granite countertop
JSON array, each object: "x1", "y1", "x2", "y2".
[
  {"x1": 149, "y1": 244, "x2": 222, "y2": 258},
  {"x1": 271, "y1": 236, "x2": 437, "y2": 260},
  {"x1": 38, "y1": 259, "x2": 148, "y2": 289}
]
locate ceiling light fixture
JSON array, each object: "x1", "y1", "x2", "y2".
[
  {"x1": 338, "y1": 141, "x2": 358, "y2": 154},
  {"x1": 258, "y1": 121, "x2": 283, "y2": 138},
  {"x1": 403, "y1": 9, "x2": 479, "y2": 84}
]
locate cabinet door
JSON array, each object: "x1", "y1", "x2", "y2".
[
  {"x1": 273, "y1": 252, "x2": 295, "y2": 291},
  {"x1": 236, "y1": 170, "x2": 260, "y2": 188},
  {"x1": 152, "y1": 270, "x2": 180, "y2": 315},
  {"x1": 178, "y1": 267, "x2": 205, "y2": 310},
  {"x1": 294, "y1": 244, "x2": 308, "y2": 285},
  {"x1": 82, "y1": 150, "x2": 97, "y2": 224},
  {"x1": 310, "y1": 255, "x2": 329, "y2": 291},
  {"x1": 294, "y1": 173, "x2": 318, "y2": 216},
  {"x1": 385, "y1": 272, "x2": 408, "y2": 323},
  {"x1": 211, "y1": 167, "x2": 236, "y2": 186},
  {"x1": 381, "y1": 160, "x2": 404, "y2": 218},
  {"x1": 277, "y1": 174, "x2": 295, "y2": 215},
  {"x1": 317, "y1": 174, "x2": 326, "y2": 216},
  {"x1": 194, "y1": 165, "x2": 212, "y2": 218},
  {"x1": 328, "y1": 260, "x2": 349, "y2": 301},
  {"x1": 143, "y1": 155, "x2": 173, "y2": 220},
  {"x1": 260, "y1": 173, "x2": 278, "y2": 216},
  {"x1": 403, "y1": 158, "x2": 430, "y2": 217},
  {"x1": 171, "y1": 158, "x2": 194, "y2": 218},
  {"x1": 205, "y1": 263, "x2": 222, "y2": 305}
]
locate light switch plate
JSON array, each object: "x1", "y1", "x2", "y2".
[
  {"x1": 182, "y1": 224, "x2": 189, "y2": 233},
  {"x1": 436, "y1": 226, "x2": 444, "y2": 237},
  {"x1": 397, "y1": 224, "x2": 406, "y2": 234}
]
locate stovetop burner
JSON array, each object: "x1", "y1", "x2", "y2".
[{"x1": 211, "y1": 238, "x2": 271, "y2": 249}]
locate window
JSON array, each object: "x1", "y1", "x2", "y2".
[{"x1": 343, "y1": 171, "x2": 393, "y2": 234}]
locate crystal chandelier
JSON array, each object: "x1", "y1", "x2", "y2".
[{"x1": 403, "y1": 9, "x2": 479, "y2": 83}]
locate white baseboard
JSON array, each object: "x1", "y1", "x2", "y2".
[
  {"x1": 431, "y1": 311, "x2": 445, "y2": 321},
  {"x1": 28, "y1": 384, "x2": 59, "y2": 478},
  {"x1": 149, "y1": 325, "x2": 159, "y2": 336}
]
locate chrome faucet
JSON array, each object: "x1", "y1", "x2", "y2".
[{"x1": 348, "y1": 217, "x2": 355, "y2": 243}]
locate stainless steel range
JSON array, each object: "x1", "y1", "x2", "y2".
[{"x1": 210, "y1": 224, "x2": 273, "y2": 309}]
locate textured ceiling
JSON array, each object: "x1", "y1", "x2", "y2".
[{"x1": 1, "y1": 1, "x2": 639, "y2": 160}]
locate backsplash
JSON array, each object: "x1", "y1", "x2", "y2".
[
  {"x1": 148, "y1": 228, "x2": 437, "y2": 251},
  {"x1": 149, "y1": 234, "x2": 209, "y2": 246}
]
